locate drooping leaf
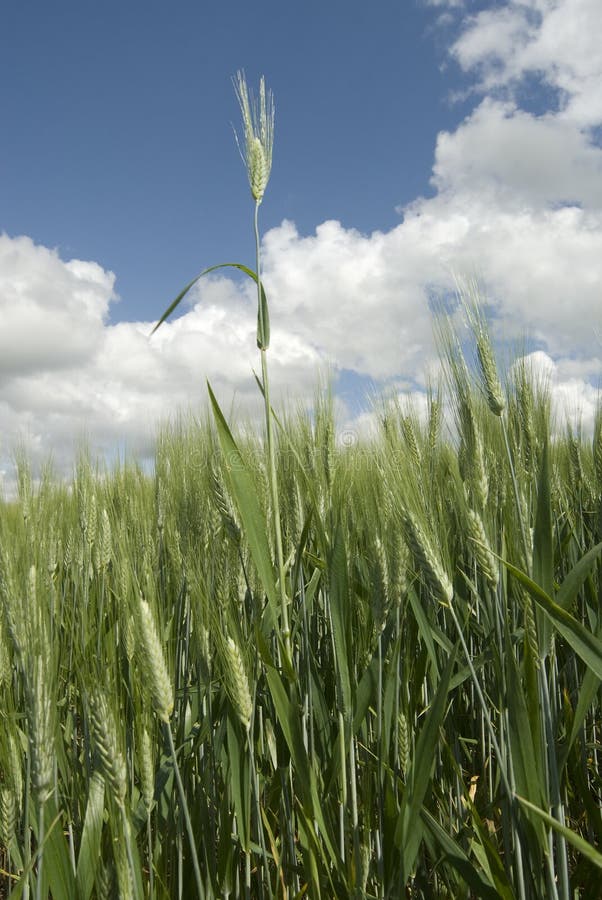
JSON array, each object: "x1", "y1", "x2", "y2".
[
  {"x1": 503, "y1": 559, "x2": 602, "y2": 679},
  {"x1": 560, "y1": 662, "x2": 602, "y2": 771},
  {"x1": 516, "y1": 796, "x2": 602, "y2": 870},
  {"x1": 150, "y1": 262, "x2": 269, "y2": 348},
  {"x1": 556, "y1": 542, "x2": 602, "y2": 612},
  {"x1": 421, "y1": 809, "x2": 505, "y2": 900}
]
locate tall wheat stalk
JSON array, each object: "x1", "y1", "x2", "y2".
[{"x1": 233, "y1": 71, "x2": 292, "y2": 668}]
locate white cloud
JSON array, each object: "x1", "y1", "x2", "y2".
[
  {"x1": 262, "y1": 190, "x2": 602, "y2": 370},
  {"x1": 451, "y1": 0, "x2": 602, "y2": 128},
  {"x1": 451, "y1": 4, "x2": 534, "y2": 81},
  {"x1": 424, "y1": 0, "x2": 465, "y2": 7},
  {"x1": 452, "y1": 5, "x2": 534, "y2": 78},
  {"x1": 0, "y1": 235, "x2": 113, "y2": 379},
  {"x1": 261, "y1": 219, "x2": 437, "y2": 380},
  {"x1": 0, "y1": 237, "x2": 324, "y2": 490},
  {"x1": 432, "y1": 99, "x2": 602, "y2": 208}
]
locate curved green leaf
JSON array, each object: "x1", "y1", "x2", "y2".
[
  {"x1": 516, "y1": 796, "x2": 602, "y2": 870},
  {"x1": 421, "y1": 809, "x2": 505, "y2": 900},
  {"x1": 150, "y1": 262, "x2": 269, "y2": 348},
  {"x1": 502, "y1": 559, "x2": 602, "y2": 680},
  {"x1": 556, "y1": 542, "x2": 602, "y2": 612}
]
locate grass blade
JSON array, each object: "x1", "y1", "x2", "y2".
[
  {"x1": 207, "y1": 381, "x2": 278, "y2": 623},
  {"x1": 502, "y1": 559, "x2": 602, "y2": 679},
  {"x1": 150, "y1": 262, "x2": 269, "y2": 339},
  {"x1": 395, "y1": 646, "x2": 456, "y2": 879},
  {"x1": 556, "y1": 542, "x2": 602, "y2": 612},
  {"x1": 516, "y1": 796, "x2": 602, "y2": 870},
  {"x1": 75, "y1": 772, "x2": 105, "y2": 900}
]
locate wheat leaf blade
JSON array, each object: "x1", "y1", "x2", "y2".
[
  {"x1": 328, "y1": 525, "x2": 353, "y2": 724},
  {"x1": 75, "y1": 772, "x2": 106, "y2": 900},
  {"x1": 556, "y1": 542, "x2": 602, "y2": 612},
  {"x1": 151, "y1": 262, "x2": 269, "y2": 343},
  {"x1": 516, "y1": 796, "x2": 602, "y2": 870},
  {"x1": 207, "y1": 380, "x2": 278, "y2": 622},
  {"x1": 421, "y1": 809, "x2": 503, "y2": 900},
  {"x1": 501, "y1": 559, "x2": 602, "y2": 679},
  {"x1": 395, "y1": 647, "x2": 456, "y2": 878}
]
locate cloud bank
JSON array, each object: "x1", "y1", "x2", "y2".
[{"x1": 1, "y1": 0, "x2": 601, "y2": 490}]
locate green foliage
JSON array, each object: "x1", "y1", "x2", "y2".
[{"x1": 1, "y1": 357, "x2": 602, "y2": 897}]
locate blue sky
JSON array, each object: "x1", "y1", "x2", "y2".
[
  {"x1": 0, "y1": 0, "x2": 471, "y2": 322},
  {"x1": 0, "y1": 0, "x2": 601, "y2": 487}
]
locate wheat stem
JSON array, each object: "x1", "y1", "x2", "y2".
[
  {"x1": 164, "y1": 723, "x2": 205, "y2": 900},
  {"x1": 254, "y1": 200, "x2": 292, "y2": 669}
]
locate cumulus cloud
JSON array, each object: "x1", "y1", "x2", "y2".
[
  {"x1": 0, "y1": 235, "x2": 114, "y2": 379},
  {"x1": 450, "y1": 0, "x2": 602, "y2": 128},
  {"x1": 431, "y1": 99, "x2": 602, "y2": 208},
  {"x1": 0, "y1": 237, "x2": 323, "y2": 491},
  {"x1": 260, "y1": 195, "x2": 602, "y2": 376},
  {"x1": 261, "y1": 219, "x2": 437, "y2": 381},
  {"x1": 2, "y1": 0, "x2": 602, "y2": 491}
]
